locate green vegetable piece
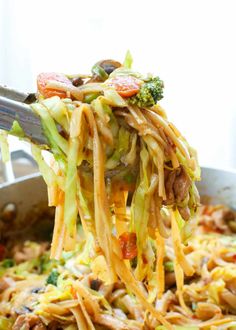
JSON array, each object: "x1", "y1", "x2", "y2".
[
  {"x1": 10, "y1": 120, "x2": 25, "y2": 138},
  {"x1": 46, "y1": 269, "x2": 59, "y2": 286},
  {"x1": 91, "y1": 64, "x2": 109, "y2": 81},
  {"x1": 1, "y1": 259, "x2": 15, "y2": 268},
  {"x1": 39, "y1": 254, "x2": 60, "y2": 274},
  {"x1": 130, "y1": 143, "x2": 151, "y2": 279},
  {"x1": 106, "y1": 126, "x2": 130, "y2": 170},
  {"x1": 164, "y1": 261, "x2": 174, "y2": 272},
  {"x1": 32, "y1": 145, "x2": 60, "y2": 188},
  {"x1": 12, "y1": 257, "x2": 41, "y2": 276},
  {"x1": 31, "y1": 103, "x2": 68, "y2": 155},
  {"x1": 84, "y1": 93, "x2": 100, "y2": 103},
  {"x1": 129, "y1": 77, "x2": 164, "y2": 108},
  {"x1": 123, "y1": 50, "x2": 133, "y2": 69}
]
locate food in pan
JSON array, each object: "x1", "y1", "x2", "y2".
[{"x1": 1, "y1": 205, "x2": 236, "y2": 329}]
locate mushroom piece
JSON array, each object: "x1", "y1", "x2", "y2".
[
  {"x1": 97, "y1": 59, "x2": 121, "y2": 75},
  {"x1": 90, "y1": 59, "x2": 122, "y2": 82}
]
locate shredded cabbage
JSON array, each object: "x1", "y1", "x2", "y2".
[
  {"x1": 0, "y1": 130, "x2": 9, "y2": 162},
  {"x1": 123, "y1": 50, "x2": 133, "y2": 69}
]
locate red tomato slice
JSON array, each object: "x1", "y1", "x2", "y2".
[
  {"x1": 107, "y1": 76, "x2": 141, "y2": 97},
  {"x1": 0, "y1": 244, "x2": 6, "y2": 261},
  {"x1": 37, "y1": 72, "x2": 72, "y2": 98},
  {"x1": 119, "y1": 232, "x2": 137, "y2": 259}
]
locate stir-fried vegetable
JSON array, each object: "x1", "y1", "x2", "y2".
[
  {"x1": 118, "y1": 232, "x2": 137, "y2": 259},
  {"x1": 129, "y1": 76, "x2": 164, "y2": 107},
  {"x1": 37, "y1": 72, "x2": 73, "y2": 99},
  {"x1": 106, "y1": 75, "x2": 142, "y2": 97},
  {"x1": 46, "y1": 269, "x2": 59, "y2": 286},
  {"x1": 123, "y1": 50, "x2": 133, "y2": 69}
]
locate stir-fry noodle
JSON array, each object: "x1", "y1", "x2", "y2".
[
  {"x1": 1, "y1": 205, "x2": 236, "y2": 329},
  {"x1": 3, "y1": 54, "x2": 230, "y2": 329}
]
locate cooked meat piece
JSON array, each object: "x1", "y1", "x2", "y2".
[
  {"x1": 199, "y1": 205, "x2": 236, "y2": 234},
  {"x1": 178, "y1": 206, "x2": 191, "y2": 221},
  {"x1": 222, "y1": 208, "x2": 236, "y2": 232},
  {"x1": 210, "y1": 209, "x2": 229, "y2": 232},
  {"x1": 12, "y1": 242, "x2": 49, "y2": 264},
  {"x1": 165, "y1": 272, "x2": 176, "y2": 289},
  {"x1": 173, "y1": 167, "x2": 191, "y2": 203},
  {"x1": 164, "y1": 166, "x2": 191, "y2": 220},
  {"x1": 223, "y1": 209, "x2": 236, "y2": 222},
  {"x1": 13, "y1": 314, "x2": 46, "y2": 330},
  {"x1": 165, "y1": 169, "x2": 176, "y2": 205}
]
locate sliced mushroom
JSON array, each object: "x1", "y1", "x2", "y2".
[
  {"x1": 97, "y1": 59, "x2": 121, "y2": 75},
  {"x1": 90, "y1": 59, "x2": 122, "y2": 82}
]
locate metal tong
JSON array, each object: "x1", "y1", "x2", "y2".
[{"x1": 0, "y1": 85, "x2": 47, "y2": 145}]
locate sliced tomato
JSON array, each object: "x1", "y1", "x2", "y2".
[
  {"x1": 37, "y1": 72, "x2": 72, "y2": 98},
  {"x1": 119, "y1": 232, "x2": 137, "y2": 259},
  {"x1": 107, "y1": 76, "x2": 141, "y2": 97},
  {"x1": 0, "y1": 244, "x2": 6, "y2": 261}
]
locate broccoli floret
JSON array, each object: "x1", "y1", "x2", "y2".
[{"x1": 128, "y1": 77, "x2": 164, "y2": 108}]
